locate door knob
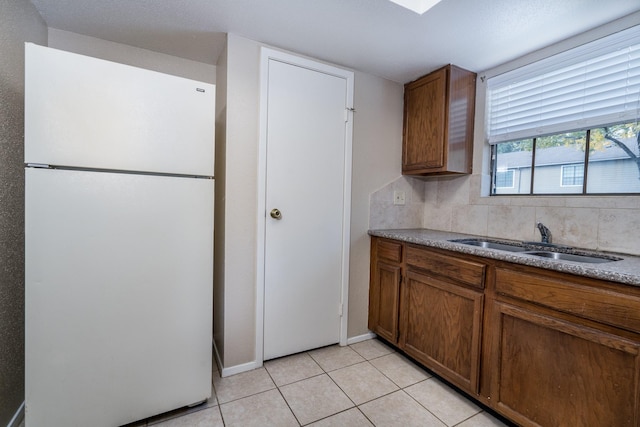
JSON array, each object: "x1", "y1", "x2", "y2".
[{"x1": 270, "y1": 208, "x2": 282, "y2": 220}]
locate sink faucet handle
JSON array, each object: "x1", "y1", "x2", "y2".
[{"x1": 536, "y1": 222, "x2": 552, "y2": 244}]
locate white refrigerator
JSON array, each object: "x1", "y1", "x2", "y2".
[{"x1": 24, "y1": 43, "x2": 215, "y2": 427}]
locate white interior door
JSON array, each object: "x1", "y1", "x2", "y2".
[{"x1": 262, "y1": 53, "x2": 353, "y2": 360}]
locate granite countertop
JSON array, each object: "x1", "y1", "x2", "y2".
[{"x1": 369, "y1": 228, "x2": 640, "y2": 287}]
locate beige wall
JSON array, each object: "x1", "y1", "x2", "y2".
[
  {"x1": 215, "y1": 34, "x2": 404, "y2": 371},
  {"x1": 216, "y1": 34, "x2": 262, "y2": 369},
  {"x1": 48, "y1": 28, "x2": 216, "y2": 83},
  {"x1": 349, "y1": 71, "x2": 404, "y2": 337},
  {"x1": 0, "y1": 1, "x2": 47, "y2": 424},
  {"x1": 213, "y1": 40, "x2": 228, "y2": 366}
]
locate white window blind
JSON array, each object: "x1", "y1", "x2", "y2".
[{"x1": 487, "y1": 25, "x2": 640, "y2": 144}]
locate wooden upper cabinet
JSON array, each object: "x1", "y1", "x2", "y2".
[{"x1": 402, "y1": 65, "x2": 476, "y2": 176}]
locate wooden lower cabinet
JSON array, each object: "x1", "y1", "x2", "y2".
[
  {"x1": 401, "y1": 269, "x2": 483, "y2": 393},
  {"x1": 368, "y1": 236, "x2": 640, "y2": 426},
  {"x1": 369, "y1": 260, "x2": 401, "y2": 343},
  {"x1": 489, "y1": 301, "x2": 640, "y2": 426},
  {"x1": 368, "y1": 238, "x2": 403, "y2": 344},
  {"x1": 490, "y1": 264, "x2": 640, "y2": 426}
]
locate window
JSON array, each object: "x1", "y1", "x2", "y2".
[
  {"x1": 561, "y1": 165, "x2": 584, "y2": 187},
  {"x1": 492, "y1": 122, "x2": 640, "y2": 195},
  {"x1": 487, "y1": 24, "x2": 640, "y2": 195},
  {"x1": 495, "y1": 169, "x2": 515, "y2": 188}
]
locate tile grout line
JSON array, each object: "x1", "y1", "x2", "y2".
[
  {"x1": 292, "y1": 344, "x2": 392, "y2": 426},
  {"x1": 264, "y1": 355, "x2": 303, "y2": 427},
  {"x1": 346, "y1": 342, "x2": 431, "y2": 427},
  {"x1": 208, "y1": 371, "x2": 226, "y2": 427},
  {"x1": 309, "y1": 344, "x2": 383, "y2": 427},
  {"x1": 320, "y1": 343, "x2": 404, "y2": 426},
  {"x1": 401, "y1": 383, "x2": 451, "y2": 427},
  {"x1": 307, "y1": 348, "x2": 361, "y2": 424},
  {"x1": 450, "y1": 410, "x2": 486, "y2": 427},
  {"x1": 362, "y1": 342, "x2": 487, "y2": 426},
  {"x1": 351, "y1": 342, "x2": 449, "y2": 426}
]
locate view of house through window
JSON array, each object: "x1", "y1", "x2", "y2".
[{"x1": 492, "y1": 122, "x2": 640, "y2": 195}]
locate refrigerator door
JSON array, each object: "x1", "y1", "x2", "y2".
[
  {"x1": 25, "y1": 168, "x2": 213, "y2": 427},
  {"x1": 24, "y1": 43, "x2": 214, "y2": 177}
]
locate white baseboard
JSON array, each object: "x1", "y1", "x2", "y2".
[
  {"x1": 347, "y1": 332, "x2": 376, "y2": 345},
  {"x1": 220, "y1": 360, "x2": 262, "y2": 378},
  {"x1": 213, "y1": 339, "x2": 263, "y2": 378},
  {"x1": 7, "y1": 401, "x2": 25, "y2": 427},
  {"x1": 212, "y1": 333, "x2": 377, "y2": 379},
  {"x1": 212, "y1": 339, "x2": 223, "y2": 374}
]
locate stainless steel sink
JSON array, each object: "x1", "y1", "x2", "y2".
[
  {"x1": 525, "y1": 251, "x2": 622, "y2": 263},
  {"x1": 449, "y1": 239, "x2": 528, "y2": 252},
  {"x1": 450, "y1": 238, "x2": 623, "y2": 263}
]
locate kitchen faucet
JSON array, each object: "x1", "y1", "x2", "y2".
[{"x1": 536, "y1": 222, "x2": 552, "y2": 244}]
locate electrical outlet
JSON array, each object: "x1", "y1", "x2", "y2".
[{"x1": 393, "y1": 190, "x2": 406, "y2": 205}]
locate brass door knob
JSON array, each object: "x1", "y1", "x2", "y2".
[{"x1": 270, "y1": 208, "x2": 282, "y2": 220}]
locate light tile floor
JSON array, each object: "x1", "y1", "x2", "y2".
[{"x1": 121, "y1": 338, "x2": 513, "y2": 427}]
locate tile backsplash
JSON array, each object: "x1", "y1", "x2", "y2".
[
  {"x1": 370, "y1": 174, "x2": 640, "y2": 256},
  {"x1": 369, "y1": 176, "x2": 424, "y2": 230}
]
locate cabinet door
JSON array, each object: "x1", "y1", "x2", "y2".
[
  {"x1": 369, "y1": 260, "x2": 402, "y2": 343},
  {"x1": 402, "y1": 68, "x2": 447, "y2": 172},
  {"x1": 489, "y1": 302, "x2": 640, "y2": 427},
  {"x1": 400, "y1": 269, "x2": 483, "y2": 393}
]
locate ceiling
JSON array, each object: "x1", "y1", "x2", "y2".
[{"x1": 29, "y1": 0, "x2": 640, "y2": 83}]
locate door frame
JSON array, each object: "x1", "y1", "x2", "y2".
[{"x1": 256, "y1": 47, "x2": 354, "y2": 364}]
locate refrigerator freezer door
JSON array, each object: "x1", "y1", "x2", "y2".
[
  {"x1": 25, "y1": 168, "x2": 213, "y2": 427},
  {"x1": 24, "y1": 43, "x2": 214, "y2": 177}
]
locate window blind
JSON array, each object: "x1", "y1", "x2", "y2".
[{"x1": 486, "y1": 25, "x2": 640, "y2": 145}]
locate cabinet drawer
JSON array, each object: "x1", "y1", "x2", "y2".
[
  {"x1": 377, "y1": 239, "x2": 403, "y2": 263},
  {"x1": 495, "y1": 267, "x2": 640, "y2": 334},
  {"x1": 406, "y1": 245, "x2": 485, "y2": 289}
]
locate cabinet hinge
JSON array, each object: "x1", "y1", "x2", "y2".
[{"x1": 339, "y1": 303, "x2": 344, "y2": 317}]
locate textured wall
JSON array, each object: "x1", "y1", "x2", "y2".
[
  {"x1": 221, "y1": 34, "x2": 261, "y2": 369},
  {"x1": 0, "y1": 1, "x2": 47, "y2": 425},
  {"x1": 213, "y1": 40, "x2": 227, "y2": 366}
]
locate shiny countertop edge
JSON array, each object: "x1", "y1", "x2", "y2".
[{"x1": 368, "y1": 229, "x2": 640, "y2": 287}]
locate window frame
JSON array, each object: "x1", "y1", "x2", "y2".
[
  {"x1": 490, "y1": 124, "x2": 640, "y2": 196},
  {"x1": 560, "y1": 164, "x2": 584, "y2": 188}
]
